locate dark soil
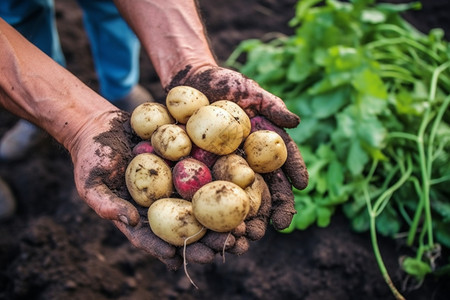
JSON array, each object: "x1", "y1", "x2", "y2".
[{"x1": 1, "y1": 1, "x2": 449, "y2": 299}]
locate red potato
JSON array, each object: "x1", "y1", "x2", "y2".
[
  {"x1": 189, "y1": 144, "x2": 219, "y2": 168},
  {"x1": 173, "y1": 158, "x2": 212, "y2": 200},
  {"x1": 132, "y1": 141, "x2": 154, "y2": 156}
]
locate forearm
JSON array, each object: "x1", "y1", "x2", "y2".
[
  {"x1": 113, "y1": 0, "x2": 217, "y2": 88},
  {"x1": 0, "y1": 18, "x2": 114, "y2": 151}
]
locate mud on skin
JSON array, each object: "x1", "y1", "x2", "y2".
[
  {"x1": 166, "y1": 65, "x2": 300, "y2": 129},
  {"x1": 86, "y1": 111, "x2": 140, "y2": 200}
]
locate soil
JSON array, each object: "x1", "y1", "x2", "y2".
[{"x1": 1, "y1": 1, "x2": 449, "y2": 299}]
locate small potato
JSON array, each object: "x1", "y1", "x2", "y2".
[
  {"x1": 245, "y1": 173, "x2": 265, "y2": 218},
  {"x1": 132, "y1": 140, "x2": 154, "y2": 156},
  {"x1": 131, "y1": 102, "x2": 174, "y2": 139},
  {"x1": 173, "y1": 157, "x2": 212, "y2": 200},
  {"x1": 186, "y1": 105, "x2": 243, "y2": 155},
  {"x1": 166, "y1": 86, "x2": 210, "y2": 124},
  {"x1": 211, "y1": 100, "x2": 251, "y2": 139},
  {"x1": 189, "y1": 144, "x2": 219, "y2": 168},
  {"x1": 148, "y1": 198, "x2": 206, "y2": 246},
  {"x1": 151, "y1": 124, "x2": 192, "y2": 161},
  {"x1": 125, "y1": 153, "x2": 173, "y2": 207},
  {"x1": 192, "y1": 180, "x2": 250, "y2": 232},
  {"x1": 243, "y1": 130, "x2": 287, "y2": 173},
  {"x1": 212, "y1": 154, "x2": 255, "y2": 189}
]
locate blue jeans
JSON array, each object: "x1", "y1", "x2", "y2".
[{"x1": 0, "y1": 0, "x2": 140, "y2": 101}]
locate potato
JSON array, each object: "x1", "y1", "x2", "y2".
[
  {"x1": 186, "y1": 105, "x2": 243, "y2": 155},
  {"x1": 125, "y1": 153, "x2": 173, "y2": 207},
  {"x1": 211, "y1": 100, "x2": 251, "y2": 139},
  {"x1": 243, "y1": 130, "x2": 287, "y2": 173},
  {"x1": 212, "y1": 154, "x2": 255, "y2": 189},
  {"x1": 173, "y1": 157, "x2": 212, "y2": 200},
  {"x1": 192, "y1": 180, "x2": 250, "y2": 232},
  {"x1": 148, "y1": 198, "x2": 206, "y2": 246},
  {"x1": 151, "y1": 124, "x2": 192, "y2": 161},
  {"x1": 130, "y1": 102, "x2": 174, "y2": 139},
  {"x1": 245, "y1": 173, "x2": 265, "y2": 218},
  {"x1": 132, "y1": 140, "x2": 154, "y2": 156},
  {"x1": 189, "y1": 144, "x2": 218, "y2": 168},
  {"x1": 166, "y1": 86, "x2": 209, "y2": 124}
]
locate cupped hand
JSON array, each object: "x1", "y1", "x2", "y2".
[
  {"x1": 167, "y1": 64, "x2": 309, "y2": 231},
  {"x1": 68, "y1": 110, "x2": 183, "y2": 268}
]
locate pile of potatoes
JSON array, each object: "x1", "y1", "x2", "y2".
[{"x1": 125, "y1": 86, "x2": 288, "y2": 247}]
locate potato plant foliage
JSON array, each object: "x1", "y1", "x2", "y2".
[{"x1": 227, "y1": 0, "x2": 450, "y2": 296}]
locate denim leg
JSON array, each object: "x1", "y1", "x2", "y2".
[
  {"x1": 0, "y1": 0, "x2": 66, "y2": 66},
  {"x1": 77, "y1": 0, "x2": 140, "y2": 101}
]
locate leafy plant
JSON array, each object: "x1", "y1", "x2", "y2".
[{"x1": 227, "y1": 0, "x2": 450, "y2": 298}]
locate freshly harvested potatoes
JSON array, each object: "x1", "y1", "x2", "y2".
[
  {"x1": 245, "y1": 173, "x2": 265, "y2": 218},
  {"x1": 148, "y1": 198, "x2": 206, "y2": 246},
  {"x1": 151, "y1": 124, "x2": 192, "y2": 161},
  {"x1": 211, "y1": 100, "x2": 251, "y2": 140},
  {"x1": 243, "y1": 130, "x2": 287, "y2": 173},
  {"x1": 186, "y1": 105, "x2": 243, "y2": 155},
  {"x1": 125, "y1": 153, "x2": 173, "y2": 207},
  {"x1": 130, "y1": 102, "x2": 174, "y2": 139},
  {"x1": 166, "y1": 86, "x2": 209, "y2": 124},
  {"x1": 212, "y1": 153, "x2": 255, "y2": 189},
  {"x1": 192, "y1": 180, "x2": 250, "y2": 232}
]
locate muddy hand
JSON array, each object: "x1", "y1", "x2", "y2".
[
  {"x1": 166, "y1": 65, "x2": 300, "y2": 129},
  {"x1": 68, "y1": 110, "x2": 181, "y2": 268},
  {"x1": 167, "y1": 65, "x2": 309, "y2": 230}
]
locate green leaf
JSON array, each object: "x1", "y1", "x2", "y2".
[
  {"x1": 310, "y1": 86, "x2": 351, "y2": 119},
  {"x1": 402, "y1": 257, "x2": 432, "y2": 281},
  {"x1": 316, "y1": 205, "x2": 335, "y2": 227},
  {"x1": 434, "y1": 220, "x2": 450, "y2": 249},
  {"x1": 294, "y1": 196, "x2": 317, "y2": 230},
  {"x1": 376, "y1": 204, "x2": 401, "y2": 237},
  {"x1": 326, "y1": 159, "x2": 345, "y2": 196},
  {"x1": 347, "y1": 139, "x2": 369, "y2": 176}
]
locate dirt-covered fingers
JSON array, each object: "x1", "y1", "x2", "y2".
[
  {"x1": 82, "y1": 183, "x2": 140, "y2": 226},
  {"x1": 113, "y1": 220, "x2": 177, "y2": 259},
  {"x1": 263, "y1": 169, "x2": 297, "y2": 231}
]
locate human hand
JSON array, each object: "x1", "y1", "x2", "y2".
[
  {"x1": 66, "y1": 109, "x2": 252, "y2": 270},
  {"x1": 167, "y1": 65, "x2": 309, "y2": 231},
  {"x1": 68, "y1": 110, "x2": 185, "y2": 269}
]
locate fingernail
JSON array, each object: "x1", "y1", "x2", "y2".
[{"x1": 118, "y1": 214, "x2": 129, "y2": 225}]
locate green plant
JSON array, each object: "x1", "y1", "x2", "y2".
[{"x1": 227, "y1": 0, "x2": 450, "y2": 298}]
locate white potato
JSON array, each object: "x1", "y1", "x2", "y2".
[
  {"x1": 186, "y1": 105, "x2": 243, "y2": 155},
  {"x1": 148, "y1": 198, "x2": 206, "y2": 246},
  {"x1": 130, "y1": 102, "x2": 174, "y2": 139},
  {"x1": 166, "y1": 86, "x2": 209, "y2": 124},
  {"x1": 125, "y1": 153, "x2": 173, "y2": 207},
  {"x1": 211, "y1": 100, "x2": 251, "y2": 139},
  {"x1": 192, "y1": 180, "x2": 250, "y2": 232},
  {"x1": 212, "y1": 154, "x2": 255, "y2": 189},
  {"x1": 245, "y1": 173, "x2": 265, "y2": 218},
  {"x1": 151, "y1": 124, "x2": 192, "y2": 161},
  {"x1": 243, "y1": 130, "x2": 287, "y2": 173}
]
